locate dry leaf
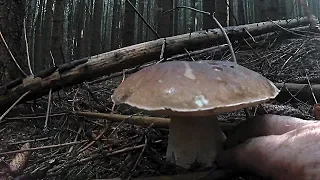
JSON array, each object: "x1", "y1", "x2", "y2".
[
  {"x1": 313, "y1": 103, "x2": 320, "y2": 120},
  {"x1": 9, "y1": 143, "x2": 30, "y2": 176}
]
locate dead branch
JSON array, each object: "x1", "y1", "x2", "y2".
[
  {"x1": 74, "y1": 111, "x2": 237, "y2": 132},
  {"x1": 0, "y1": 17, "x2": 313, "y2": 109}
]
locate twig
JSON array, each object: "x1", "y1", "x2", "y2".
[
  {"x1": 8, "y1": 137, "x2": 51, "y2": 145},
  {"x1": 157, "y1": 39, "x2": 167, "y2": 64},
  {"x1": 0, "y1": 140, "x2": 88, "y2": 156},
  {"x1": 0, "y1": 31, "x2": 27, "y2": 76},
  {"x1": 210, "y1": 14, "x2": 237, "y2": 63},
  {"x1": 183, "y1": 48, "x2": 195, "y2": 61},
  {"x1": 0, "y1": 90, "x2": 31, "y2": 122},
  {"x1": 44, "y1": 88, "x2": 53, "y2": 130},
  {"x1": 23, "y1": 17, "x2": 33, "y2": 75},
  {"x1": 48, "y1": 140, "x2": 162, "y2": 175},
  {"x1": 79, "y1": 141, "x2": 161, "y2": 164},
  {"x1": 83, "y1": 82, "x2": 114, "y2": 113},
  {"x1": 50, "y1": 51, "x2": 56, "y2": 67},
  {"x1": 71, "y1": 86, "x2": 81, "y2": 112},
  {"x1": 68, "y1": 127, "x2": 82, "y2": 154},
  {"x1": 79, "y1": 128, "x2": 107, "y2": 153},
  {"x1": 5, "y1": 112, "x2": 66, "y2": 120},
  {"x1": 129, "y1": 135, "x2": 147, "y2": 176},
  {"x1": 281, "y1": 41, "x2": 305, "y2": 69},
  {"x1": 243, "y1": 28, "x2": 256, "y2": 43}
]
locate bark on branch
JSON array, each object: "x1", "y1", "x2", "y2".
[{"x1": 0, "y1": 17, "x2": 315, "y2": 109}]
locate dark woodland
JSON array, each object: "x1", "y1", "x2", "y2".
[{"x1": 1, "y1": 0, "x2": 320, "y2": 179}]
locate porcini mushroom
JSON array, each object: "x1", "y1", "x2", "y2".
[{"x1": 111, "y1": 60, "x2": 279, "y2": 169}]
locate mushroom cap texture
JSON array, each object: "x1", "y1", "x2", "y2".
[{"x1": 111, "y1": 60, "x2": 280, "y2": 116}]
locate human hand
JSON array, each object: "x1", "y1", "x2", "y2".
[{"x1": 215, "y1": 114, "x2": 320, "y2": 180}]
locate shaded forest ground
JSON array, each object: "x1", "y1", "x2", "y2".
[{"x1": 1, "y1": 34, "x2": 320, "y2": 180}]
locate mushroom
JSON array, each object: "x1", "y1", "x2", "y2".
[{"x1": 111, "y1": 60, "x2": 279, "y2": 169}]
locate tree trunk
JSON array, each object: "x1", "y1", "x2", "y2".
[
  {"x1": 238, "y1": 0, "x2": 245, "y2": 25},
  {"x1": 25, "y1": 0, "x2": 37, "y2": 69},
  {"x1": 102, "y1": 0, "x2": 111, "y2": 51},
  {"x1": 262, "y1": 0, "x2": 281, "y2": 21},
  {"x1": 42, "y1": 0, "x2": 54, "y2": 69},
  {"x1": 215, "y1": 0, "x2": 228, "y2": 26},
  {"x1": 203, "y1": 0, "x2": 215, "y2": 29},
  {"x1": 123, "y1": 0, "x2": 136, "y2": 47},
  {"x1": 75, "y1": 0, "x2": 86, "y2": 59},
  {"x1": 0, "y1": 0, "x2": 26, "y2": 85},
  {"x1": 229, "y1": 0, "x2": 235, "y2": 25},
  {"x1": 91, "y1": 0, "x2": 103, "y2": 55},
  {"x1": 190, "y1": 0, "x2": 196, "y2": 31},
  {"x1": 137, "y1": 0, "x2": 144, "y2": 43},
  {"x1": 52, "y1": 0, "x2": 65, "y2": 65},
  {"x1": 111, "y1": 0, "x2": 121, "y2": 49},
  {"x1": 66, "y1": 0, "x2": 75, "y2": 61},
  {"x1": 84, "y1": 2, "x2": 93, "y2": 56},
  {"x1": 278, "y1": 0, "x2": 287, "y2": 19},
  {"x1": 157, "y1": 0, "x2": 173, "y2": 37},
  {"x1": 172, "y1": 0, "x2": 178, "y2": 35},
  {"x1": 34, "y1": 0, "x2": 45, "y2": 72}
]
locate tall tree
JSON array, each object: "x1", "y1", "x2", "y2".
[
  {"x1": 203, "y1": 0, "x2": 215, "y2": 29},
  {"x1": 75, "y1": 0, "x2": 86, "y2": 59},
  {"x1": 172, "y1": 0, "x2": 178, "y2": 35},
  {"x1": 52, "y1": 0, "x2": 65, "y2": 65},
  {"x1": 0, "y1": 0, "x2": 27, "y2": 84},
  {"x1": 84, "y1": 1, "x2": 93, "y2": 56},
  {"x1": 34, "y1": 0, "x2": 45, "y2": 72},
  {"x1": 229, "y1": 0, "x2": 235, "y2": 25},
  {"x1": 190, "y1": 0, "x2": 196, "y2": 31},
  {"x1": 111, "y1": 0, "x2": 121, "y2": 49},
  {"x1": 42, "y1": 0, "x2": 54, "y2": 68},
  {"x1": 137, "y1": 0, "x2": 144, "y2": 42},
  {"x1": 91, "y1": 0, "x2": 103, "y2": 54},
  {"x1": 157, "y1": 0, "x2": 173, "y2": 37},
  {"x1": 66, "y1": 0, "x2": 75, "y2": 61},
  {"x1": 237, "y1": 0, "x2": 245, "y2": 25},
  {"x1": 123, "y1": 0, "x2": 136, "y2": 47},
  {"x1": 25, "y1": 0, "x2": 37, "y2": 67},
  {"x1": 215, "y1": 0, "x2": 228, "y2": 26}
]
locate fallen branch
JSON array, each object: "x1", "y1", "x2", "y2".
[
  {"x1": 0, "y1": 17, "x2": 313, "y2": 109},
  {"x1": 74, "y1": 111, "x2": 237, "y2": 132}
]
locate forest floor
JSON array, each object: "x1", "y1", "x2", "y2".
[{"x1": 1, "y1": 34, "x2": 320, "y2": 180}]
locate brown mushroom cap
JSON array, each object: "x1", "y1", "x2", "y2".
[{"x1": 111, "y1": 60, "x2": 279, "y2": 116}]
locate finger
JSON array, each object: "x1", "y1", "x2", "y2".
[{"x1": 225, "y1": 114, "x2": 316, "y2": 148}]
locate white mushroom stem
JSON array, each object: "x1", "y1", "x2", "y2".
[{"x1": 166, "y1": 116, "x2": 226, "y2": 169}]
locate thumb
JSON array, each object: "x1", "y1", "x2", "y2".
[{"x1": 216, "y1": 135, "x2": 282, "y2": 177}]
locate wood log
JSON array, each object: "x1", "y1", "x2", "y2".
[
  {"x1": 0, "y1": 17, "x2": 314, "y2": 109},
  {"x1": 275, "y1": 83, "x2": 320, "y2": 103}
]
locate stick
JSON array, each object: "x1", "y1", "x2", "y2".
[
  {"x1": 74, "y1": 111, "x2": 237, "y2": 132},
  {"x1": 0, "y1": 140, "x2": 88, "y2": 156}
]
